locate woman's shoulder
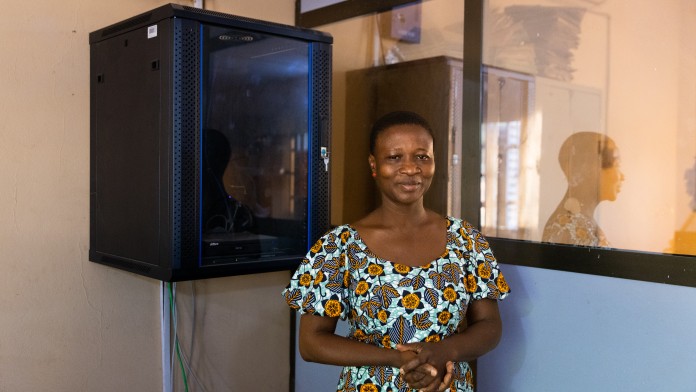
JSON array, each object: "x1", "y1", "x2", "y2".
[
  {"x1": 444, "y1": 215, "x2": 476, "y2": 233},
  {"x1": 349, "y1": 210, "x2": 382, "y2": 232},
  {"x1": 316, "y1": 224, "x2": 357, "y2": 244},
  {"x1": 308, "y1": 224, "x2": 359, "y2": 256},
  {"x1": 316, "y1": 223, "x2": 352, "y2": 235},
  {"x1": 445, "y1": 215, "x2": 491, "y2": 250}
]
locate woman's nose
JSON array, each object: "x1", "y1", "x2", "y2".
[{"x1": 399, "y1": 160, "x2": 421, "y2": 174}]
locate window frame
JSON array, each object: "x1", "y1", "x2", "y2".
[{"x1": 295, "y1": 0, "x2": 420, "y2": 28}]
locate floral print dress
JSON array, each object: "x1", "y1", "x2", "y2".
[
  {"x1": 283, "y1": 217, "x2": 509, "y2": 392},
  {"x1": 542, "y1": 211, "x2": 610, "y2": 247}
]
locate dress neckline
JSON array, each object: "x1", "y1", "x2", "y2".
[{"x1": 346, "y1": 216, "x2": 453, "y2": 269}]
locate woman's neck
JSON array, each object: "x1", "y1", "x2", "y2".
[
  {"x1": 563, "y1": 189, "x2": 599, "y2": 217},
  {"x1": 372, "y1": 200, "x2": 430, "y2": 228}
]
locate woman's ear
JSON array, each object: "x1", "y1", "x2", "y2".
[{"x1": 368, "y1": 155, "x2": 376, "y2": 172}]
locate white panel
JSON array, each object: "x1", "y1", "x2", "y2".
[{"x1": 478, "y1": 264, "x2": 696, "y2": 391}]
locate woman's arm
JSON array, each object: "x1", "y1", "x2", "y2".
[
  {"x1": 299, "y1": 313, "x2": 413, "y2": 368},
  {"x1": 445, "y1": 298, "x2": 502, "y2": 361}
]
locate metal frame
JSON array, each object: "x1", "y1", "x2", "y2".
[{"x1": 295, "y1": 0, "x2": 419, "y2": 28}]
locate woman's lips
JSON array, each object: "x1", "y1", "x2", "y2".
[{"x1": 398, "y1": 181, "x2": 421, "y2": 191}]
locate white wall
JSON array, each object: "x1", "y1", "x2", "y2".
[{"x1": 0, "y1": 1, "x2": 295, "y2": 390}]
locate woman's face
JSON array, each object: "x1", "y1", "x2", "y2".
[
  {"x1": 369, "y1": 124, "x2": 435, "y2": 206},
  {"x1": 599, "y1": 145, "x2": 624, "y2": 201}
]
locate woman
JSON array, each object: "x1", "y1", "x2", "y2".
[
  {"x1": 542, "y1": 131, "x2": 624, "y2": 247},
  {"x1": 283, "y1": 111, "x2": 509, "y2": 391}
]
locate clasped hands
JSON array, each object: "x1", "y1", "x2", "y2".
[{"x1": 396, "y1": 342, "x2": 454, "y2": 392}]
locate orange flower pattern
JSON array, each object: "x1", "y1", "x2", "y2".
[
  {"x1": 283, "y1": 217, "x2": 509, "y2": 391},
  {"x1": 542, "y1": 210, "x2": 609, "y2": 247}
]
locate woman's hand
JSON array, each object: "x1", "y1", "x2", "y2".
[
  {"x1": 396, "y1": 349, "x2": 437, "y2": 387},
  {"x1": 401, "y1": 360, "x2": 454, "y2": 392},
  {"x1": 397, "y1": 343, "x2": 454, "y2": 391}
]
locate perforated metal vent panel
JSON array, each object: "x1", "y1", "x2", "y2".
[
  {"x1": 172, "y1": 19, "x2": 200, "y2": 266},
  {"x1": 309, "y1": 42, "x2": 332, "y2": 243}
]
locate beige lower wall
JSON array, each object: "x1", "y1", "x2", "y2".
[
  {"x1": 0, "y1": 1, "x2": 295, "y2": 390},
  {"x1": 170, "y1": 272, "x2": 292, "y2": 391}
]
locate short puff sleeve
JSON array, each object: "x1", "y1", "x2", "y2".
[
  {"x1": 282, "y1": 226, "x2": 351, "y2": 319},
  {"x1": 454, "y1": 220, "x2": 510, "y2": 301}
]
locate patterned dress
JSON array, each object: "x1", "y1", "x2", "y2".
[
  {"x1": 283, "y1": 217, "x2": 509, "y2": 392},
  {"x1": 542, "y1": 211, "x2": 610, "y2": 247}
]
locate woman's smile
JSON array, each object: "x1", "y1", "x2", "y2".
[{"x1": 397, "y1": 179, "x2": 422, "y2": 192}]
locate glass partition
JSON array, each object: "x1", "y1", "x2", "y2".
[{"x1": 481, "y1": 0, "x2": 696, "y2": 259}]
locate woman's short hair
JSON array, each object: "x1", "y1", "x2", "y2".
[
  {"x1": 369, "y1": 111, "x2": 435, "y2": 154},
  {"x1": 558, "y1": 132, "x2": 618, "y2": 186}
]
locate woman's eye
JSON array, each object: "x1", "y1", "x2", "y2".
[{"x1": 417, "y1": 155, "x2": 431, "y2": 160}]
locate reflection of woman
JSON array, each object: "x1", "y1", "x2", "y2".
[
  {"x1": 542, "y1": 132, "x2": 624, "y2": 247},
  {"x1": 202, "y1": 128, "x2": 253, "y2": 233},
  {"x1": 283, "y1": 111, "x2": 509, "y2": 391}
]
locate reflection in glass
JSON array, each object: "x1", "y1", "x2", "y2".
[
  {"x1": 200, "y1": 25, "x2": 310, "y2": 265},
  {"x1": 541, "y1": 132, "x2": 623, "y2": 247},
  {"x1": 481, "y1": 67, "x2": 537, "y2": 239},
  {"x1": 482, "y1": 1, "x2": 696, "y2": 257}
]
